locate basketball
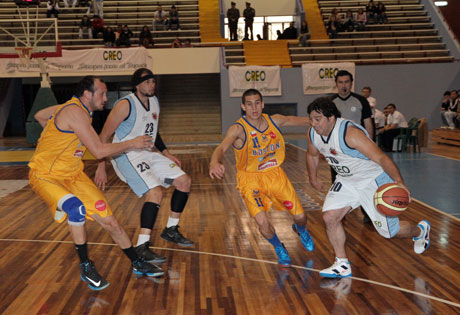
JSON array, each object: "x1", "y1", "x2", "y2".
[{"x1": 374, "y1": 183, "x2": 410, "y2": 216}]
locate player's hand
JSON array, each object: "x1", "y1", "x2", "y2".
[
  {"x1": 94, "y1": 164, "x2": 108, "y2": 191},
  {"x1": 209, "y1": 163, "x2": 225, "y2": 180},
  {"x1": 131, "y1": 135, "x2": 154, "y2": 150},
  {"x1": 395, "y1": 181, "x2": 412, "y2": 203},
  {"x1": 163, "y1": 150, "x2": 182, "y2": 168},
  {"x1": 310, "y1": 179, "x2": 324, "y2": 192}
]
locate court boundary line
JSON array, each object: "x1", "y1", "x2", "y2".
[{"x1": 0, "y1": 237, "x2": 458, "y2": 308}]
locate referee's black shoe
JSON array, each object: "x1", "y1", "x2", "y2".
[
  {"x1": 132, "y1": 257, "x2": 164, "y2": 277},
  {"x1": 161, "y1": 225, "x2": 194, "y2": 247},
  {"x1": 135, "y1": 241, "x2": 166, "y2": 263},
  {"x1": 80, "y1": 260, "x2": 110, "y2": 291}
]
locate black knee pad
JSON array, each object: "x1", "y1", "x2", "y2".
[
  {"x1": 171, "y1": 189, "x2": 189, "y2": 213},
  {"x1": 140, "y1": 202, "x2": 160, "y2": 229}
]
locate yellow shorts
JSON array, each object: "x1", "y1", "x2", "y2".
[
  {"x1": 237, "y1": 167, "x2": 304, "y2": 217},
  {"x1": 29, "y1": 170, "x2": 113, "y2": 223}
]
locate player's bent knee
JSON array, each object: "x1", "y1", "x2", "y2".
[
  {"x1": 174, "y1": 174, "x2": 191, "y2": 191},
  {"x1": 58, "y1": 194, "x2": 86, "y2": 226}
]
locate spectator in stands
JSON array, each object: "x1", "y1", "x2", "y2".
[
  {"x1": 332, "y1": 9, "x2": 344, "y2": 32},
  {"x1": 183, "y1": 38, "x2": 192, "y2": 47},
  {"x1": 171, "y1": 38, "x2": 182, "y2": 48},
  {"x1": 256, "y1": 34, "x2": 263, "y2": 40},
  {"x1": 103, "y1": 26, "x2": 115, "y2": 47},
  {"x1": 153, "y1": 5, "x2": 168, "y2": 31},
  {"x1": 281, "y1": 22, "x2": 297, "y2": 39},
  {"x1": 299, "y1": 20, "x2": 310, "y2": 46},
  {"x1": 94, "y1": 0, "x2": 104, "y2": 18},
  {"x1": 444, "y1": 90, "x2": 459, "y2": 129},
  {"x1": 440, "y1": 90, "x2": 451, "y2": 128},
  {"x1": 139, "y1": 25, "x2": 154, "y2": 48},
  {"x1": 366, "y1": 0, "x2": 377, "y2": 24},
  {"x1": 376, "y1": 2, "x2": 387, "y2": 24},
  {"x1": 276, "y1": 30, "x2": 283, "y2": 40},
  {"x1": 343, "y1": 9, "x2": 355, "y2": 32},
  {"x1": 327, "y1": 14, "x2": 339, "y2": 39},
  {"x1": 356, "y1": 8, "x2": 367, "y2": 31},
  {"x1": 116, "y1": 25, "x2": 133, "y2": 47},
  {"x1": 114, "y1": 24, "x2": 122, "y2": 41},
  {"x1": 362, "y1": 86, "x2": 376, "y2": 109},
  {"x1": 374, "y1": 108, "x2": 386, "y2": 132},
  {"x1": 243, "y1": 2, "x2": 255, "y2": 40},
  {"x1": 91, "y1": 15, "x2": 104, "y2": 39},
  {"x1": 227, "y1": 2, "x2": 240, "y2": 41},
  {"x1": 63, "y1": 0, "x2": 77, "y2": 8},
  {"x1": 46, "y1": 0, "x2": 59, "y2": 19},
  {"x1": 380, "y1": 104, "x2": 408, "y2": 151},
  {"x1": 167, "y1": 5, "x2": 181, "y2": 30},
  {"x1": 78, "y1": 15, "x2": 92, "y2": 39}
]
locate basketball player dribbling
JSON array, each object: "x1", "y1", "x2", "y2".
[
  {"x1": 209, "y1": 88, "x2": 314, "y2": 267},
  {"x1": 29, "y1": 76, "x2": 164, "y2": 291},
  {"x1": 306, "y1": 97, "x2": 430, "y2": 278}
]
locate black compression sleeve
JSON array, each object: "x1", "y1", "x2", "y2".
[{"x1": 154, "y1": 132, "x2": 167, "y2": 152}]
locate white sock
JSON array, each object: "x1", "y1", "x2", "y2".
[
  {"x1": 166, "y1": 217, "x2": 180, "y2": 228},
  {"x1": 136, "y1": 234, "x2": 150, "y2": 247},
  {"x1": 336, "y1": 257, "x2": 349, "y2": 263}
]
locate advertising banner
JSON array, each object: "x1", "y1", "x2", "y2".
[
  {"x1": 302, "y1": 63, "x2": 355, "y2": 95},
  {"x1": 228, "y1": 65, "x2": 281, "y2": 97}
]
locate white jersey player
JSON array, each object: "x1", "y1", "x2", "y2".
[{"x1": 306, "y1": 97, "x2": 430, "y2": 278}]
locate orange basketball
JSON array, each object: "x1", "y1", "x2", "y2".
[{"x1": 373, "y1": 183, "x2": 410, "y2": 216}]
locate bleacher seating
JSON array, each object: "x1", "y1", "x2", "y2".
[{"x1": 0, "y1": 0, "x2": 200, "y2": 48}]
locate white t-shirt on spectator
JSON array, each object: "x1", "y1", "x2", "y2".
[
  {"x1": 154, "y1": 10, "x2": 168, "y2": 21},
  {"x1": 387, "y1": 110, "x2": 408, "y2": 128},
  {"x1": 374, "y1": 109, "x2": 385, "y2": 128}
]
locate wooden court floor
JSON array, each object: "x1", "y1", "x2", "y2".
[{"x1": 0, "y1": 142, "x2": 459, "y2": 314}]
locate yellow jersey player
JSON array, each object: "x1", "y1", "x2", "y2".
[
  {"x1": 29, "y1": 76, "x2": 164, "y2": 290},
  {"x1": 209, "y1": 88, "x2": 314, "y2": 266}
]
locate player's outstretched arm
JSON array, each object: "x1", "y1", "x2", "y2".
[
  {"x1": 346, "y1": 126, "x2": 409, "y2": 194},
  {"x1": 306, "y1": 128, "x2": 324, "y2": 191},
  {"x1": 209, "y1": 124, "x2": 242, "y2": 180},
  {"x1": 34, "y1": 105, "x2": 61, "y2": 127},
  {"x1": 270, "y1": 114, "x2": 310, "y2": 127}
]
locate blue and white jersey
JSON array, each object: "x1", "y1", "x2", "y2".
[
  {"x1": 310, "y1": 118, "x2": 383, "y2": 182},
  {"x1": 112, "y1": 93, "x2": 160, "y2": 146}
]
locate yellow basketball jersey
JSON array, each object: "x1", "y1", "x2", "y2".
[
  {"x1": 28, "y1": 97, "x2": 91, "y2": 177},
  {"x1": 234, "y1": 114, "x2": 285, "y2": 173}
]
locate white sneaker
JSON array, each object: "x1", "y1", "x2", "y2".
[
  {"x1": 320, "y1": 257, "x2": 352, "y2": 278},
  {"x1": 413, "y1": 220, "x2": 430, "y2": 254}
]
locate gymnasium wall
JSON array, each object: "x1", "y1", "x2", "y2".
[
  {"x1": 220, "y1": 62, "x2": 460, "y2": 133},
  {"x1": 221, "y1": 0, "x2": 296, "y2": 16}
]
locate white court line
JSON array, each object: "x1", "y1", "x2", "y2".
[{"x1": 0, "y1": 237, "x2": 459, "y2": 308}]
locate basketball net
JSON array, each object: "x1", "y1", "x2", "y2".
[{"x1": 15, "y1": 46, "x2": 33, "y2": 66}]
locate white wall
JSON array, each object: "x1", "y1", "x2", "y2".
[{"x1": 223, "y1": 0, "x2": 296, "y2": 16}]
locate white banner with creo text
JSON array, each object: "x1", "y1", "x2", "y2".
[
  {"x1": 0, "y1": 47, "x2": 151, "y2": 73},
  {"x1": 302, "y1": 63, "x2": 355, "y2": 95},
  {"x1": 228, "y1": 65, "x2": 282, "y2": 97}
]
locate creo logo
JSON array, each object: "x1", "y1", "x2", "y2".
[
  {"x1": 245, "y1": 70, "x2": 266, "y2": 82},
  {"x1": 318, "y1": 67, "x2": 339, "y2": 79},
  {"x1": 103, "y1": 50, "x2": 123, "y2": 61}
]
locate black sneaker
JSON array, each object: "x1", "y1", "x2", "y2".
[
  {"x1": 132, "y1": 257, "x2": 164, "y2": 277},
  {"x1": 135, "y1": 241, "x2": 166, "y2": 263},
  {"x1": 80, "y1": 260, "x2": 110, "y2": 291},
  {"x1": 160, "y1": 225, "x2": 194, "y2": 247}
]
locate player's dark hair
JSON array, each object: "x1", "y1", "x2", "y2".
[
  {"x1": 444, "y1": 91, "x2": 451, "y2": 96},
  {"x1": 387, "y1": 103, "x2": 396, "y2": 109},
  {"x1": 131, "y1": 68, "x2": 154, "y2": 91},
  {"x1": 362, "y1": 86, "x2": 371, "y2": 92},
  {"x1": 75, "y1": 76, "x2": 103, "y2": 97},
  {"x1": 334, "y1": 70, "x2": 353, "y2": 82},
  {"x1": 307, "y1": 97, "x2": 341, "y2": 118},
  {"x1": 242, "y1": 88, "x2": 263, "y2": 104}
]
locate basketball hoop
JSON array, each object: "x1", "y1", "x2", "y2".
[{"x1": 15, "y1": 46, "x2": 33, "y2": 65}]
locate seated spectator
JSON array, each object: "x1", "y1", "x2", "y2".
[
  {"x1": 168, "y1": 5, "x2": 181, "y2": 30},
  {"x1": 183, "y1": 38, "x2": 192, "y2": 47},
  {"x1": 380, "y1": 104, "x2": 408, "y2": 151},
  {"x1": 46, "y1": 0, "x2": 59, "y2": 19},
  {"x1": 103, "y1": 26, "x2": 115, "y2": 47},
  {"x1": 78, "y1": 15, "x2": 92, "y2": 39},
  {"x1": 116, "y1": 25, "x2": 133, "y2": 47},
  {"x1": 356, "y1": 8, "x2": 367, "y2": 31},
  {"x1": 256, "y1": 34, "x2": 263, "y2": 40},
  {"x1": 139, "y1": 25, "x2": 154, "y2": 48},
  {"x1": 375, "y1": 2, "x2": 387, "y2": 24},
  {"x1": 153, "y1": 5, "x2": 168, "y2": 31},
  {"x1": 440, "y1": 90, "x2": 451, "y2": 128},
  {"x1": 281, "y1": 22, "x2": 297, "y2": 40},
  {"x1": 374, "y1": 108, "x2": 386, "y2": 133},
  {"x1": 171, "y1": 38, "x2": 182, "y2": 48},
  {"x1": 299, "y1": 20, "x2": 310, "y2": 47},
  {"x1": 444, "y1": 90, "x2": 459, "y2": 129},
  {"x1": 342, "y1": 9, "x2": 355, "y2": 32},
  {"x1": 276, "y1": 30, "x2": 283, "y2": 40},
  {"x1": 63, "y1": 0, "x2": 77, "y2": 8},
  {"x1": 332, "y1": 9, "x2": 344, "y2": 32},
  {"x1": 327, "y1": 14, "x2": 339, "y2": 39},
  {"x1": 91, "y1": 15, "x2": 104, "y2": 39},
  {"x1": 114, "y1": 24, "x2": 122, "y2": 40},
  {"x1": 366, "y1": 0, "x2": 377, "y2": 24}
]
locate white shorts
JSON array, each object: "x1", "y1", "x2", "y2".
[
  {"x1": 112, "y1": 151, "x2": 185, "y2": 197},
  {"x1": 322, "y1": 172, "x2": 400, "y2": 238}
]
